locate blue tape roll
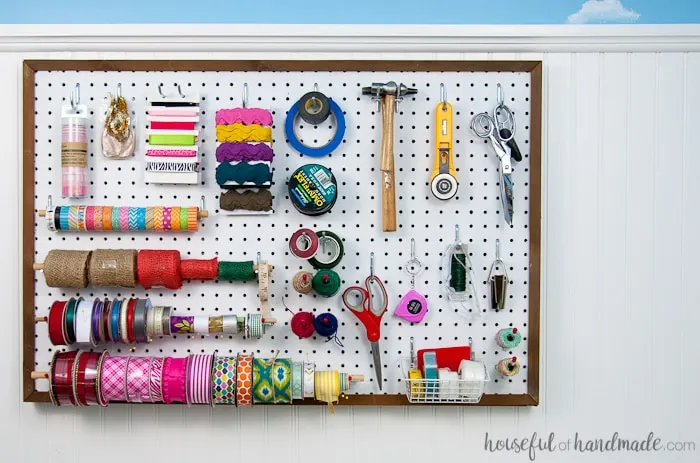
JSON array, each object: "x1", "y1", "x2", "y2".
[
  {"x1": 60, "y1": 207, "x2": 69, "y2": 231},
  {"x1": 137, "y1": 207, "x2": 146, "y2": 230},
  {"x1": 285, "y1": 97, "x2": 345, "y2": 157}
]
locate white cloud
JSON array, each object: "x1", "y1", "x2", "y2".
[{"x1": 567, "y1": 0, "x2": 641, "y2": 24}]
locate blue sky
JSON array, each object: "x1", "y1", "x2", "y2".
[{"x1": 0, "y1": 0, "x2": 698, "y2": 24}]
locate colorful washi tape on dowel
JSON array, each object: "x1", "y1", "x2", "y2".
[
  {"x1": 38, "y1": 195, "x2": 208, "y2": 232},
  {"x1": 32, "y1": 351, "x2": 364, "y2": 407},
  {"x1": 36, "y1": 298, "x2": 276, "y2": 345}
]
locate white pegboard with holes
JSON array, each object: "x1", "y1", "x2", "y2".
[{"x1": 31, "y1": 69, "x2": 533, "y2": 398}]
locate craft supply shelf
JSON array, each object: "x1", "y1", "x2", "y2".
[{"x1": 22, "y1": 60, "x2": 542, "y2": 406}]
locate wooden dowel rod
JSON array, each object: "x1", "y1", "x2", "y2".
[
  {"x1": 31, "y1": 372, "x2": 48, "y2": 379},
  {"x1": 35, "y1": 316, "x2": 48, "y2": 323},
  {"x1": 33, "y1": 263, "x2": 44, "y2": 271},
  {"x1": 198, "y1": 210, "x2": 208, "y2": 218},
  {"x1": 38, "y1": 210, "x2": 46, "y2": 217},
  {"x1": 348, "y1": 375, "x2": 365, "y2": 382},
  {"x1": 261, "y1": 318, "x2": 277, "y2": 325}
]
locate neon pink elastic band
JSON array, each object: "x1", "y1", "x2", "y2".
[
  {"x1": 146, "y1": 149, "x2": 197, "y2": 157},
  {"x1": 147, "y1": 110, "x2": 199, "y2": 117}
]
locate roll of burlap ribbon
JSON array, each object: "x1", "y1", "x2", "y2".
[
  {"x1": 88, "y1": 249, "x2": 138, "y2": 287},
  {"x1": 43, "y1": 249, "x2": 92, "y2": 288}
]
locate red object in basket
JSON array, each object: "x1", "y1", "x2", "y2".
[{"x1": 417, "y1": 346, "x2": 472, "y2": 372}]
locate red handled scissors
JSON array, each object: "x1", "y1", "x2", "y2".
[{"x1": 342, "y1": 252, "x2": 388, "y2": 390}]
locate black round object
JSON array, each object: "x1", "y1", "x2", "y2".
[
  {"x1": 54, "y1": 206, "x2": 61, "y2": 231},
  {"x1": 288, "y1": 164, "x2": 338, "y2": 216},
  {"x1": 309, "y1": 230, "x2": 344, "y2": 269},
  {"x1": 298, "y1": 91, "x2": 331, "y2": 125}
]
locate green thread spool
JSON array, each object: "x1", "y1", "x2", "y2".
[
  {"x1": 312, "y1": 269, "x2": 341, "y2": 297},
  {"x1": 218, "y1": 261, "x2": 256, "y2": 281},
  {"x1": 450, "y1": 252, "x2": 467, "y2": 292}
]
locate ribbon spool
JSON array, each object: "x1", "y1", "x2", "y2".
[
  {"x1": 308, "y1": 230, "x2": 343, "y2": 269},
  {"x1": 289, "y1": 228, "x2": 319, "y2": 260},
  {"x1": 285, "y1": 95, "x2": 345, "y2": 157}
]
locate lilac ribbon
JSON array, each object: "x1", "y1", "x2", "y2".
[{"x1": 170, "y1": 316, "x2": 195, "y2": 334}]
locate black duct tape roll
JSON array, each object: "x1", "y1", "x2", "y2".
[
  {"x1": 298, "y1": 91, "x2": 331, "y2": 125},
  {"x1": 288, "y1": 164, "x2": 338, "y2": 216}
]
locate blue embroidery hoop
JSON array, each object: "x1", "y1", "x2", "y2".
[{"x1": 285, "y1": 97, "x2": 345, "y2": 157}]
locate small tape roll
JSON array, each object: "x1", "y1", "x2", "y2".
[
  {"x1": 298, "y1": 91, "x2": 331, "y2": 125},
  {"x1": 284, "y1": 98, "x2": 346, "y2": 158},
  {"x1": 303, "y1": 362, "x2": 315, "y2": 398},
  {"x1": 408, "y1": 369, "x2": 423, "y2": 399},
  {"x1": 289, "y1": 228, "x2": 319, "y2": 260},
  {"x1": 438, "y1": 368, "x2": 459, "y2": 400},
  {"x1": 291, "y1": 361, "x2": 304, "y2": 400},
  {"x1": 222, "y1": 315, "x2": 238, "y2": 334}
]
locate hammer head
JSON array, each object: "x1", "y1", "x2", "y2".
[{"x1": 362, "y1": 81, "x2": 417, "y2": 98}]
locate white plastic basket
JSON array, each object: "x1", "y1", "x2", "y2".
[{"x1": 399, "y1": 357, "x2": 489, "y2": 404}]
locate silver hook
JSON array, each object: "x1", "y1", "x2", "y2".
[
  {"x1": 200, "y1": 195, "x2": 205, "y2": 212},
  {"x1": 313, "y1": 83, "x2": 319, "y2": 92},
  {"x1": 440, "y1": 83, "x2": 446, "y2": 111},
  {"x1": 158, "y1": 84, "x2": 166, "y2": 99},
  {"x1": 497, "y1": 83, "x2": 504, "y2": 106},
  {"x1": 409, "y1": 336, "x2": 416, "y2": 369},
  {"x1": 410, "y1": 238, "x2": 416, "y2": 260},
  {"x1": 70, "y1": 84, "x2": 80, "y2": 111},
  {"x1": 257, "y1": 251, "x2": 261, "y2": 270},
  {"x1": 242, "y1": 83, "x2": 248, "y2": 108},
  {"x1": 177, "y1": 84, "x2": 185, "y2": 98},
  {"x1": 370, "y1": 252, "x2": 375, "y2": 279},
  {"x1": 455, "y1": 224, "x2": 460, "y2": 244},
  {"x1": 495, "y1": 239, "x2": 501, "y2": 261},
  {"x1": 468, "y1": 337, "x2": 474, "y2": 360},
  {"x1": 46, "y1": 194, "x2": 52, "y2": 211},
  {"x1": 116, "y1": 83, "x2": 122, "y2": 99}
]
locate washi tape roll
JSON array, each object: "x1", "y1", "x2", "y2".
[
  {"x1": 211, "y1": 355, "x2": 237, "y2": 405},
  {"x1": 236, "y1": 354, "x2": 253, "y2": 406},
  {"x1": 308, "y1": 230, "x2": 344, "y2": 269},
  {"x1": 289, "y1": 228, "x2": 319, "y2": 260},
  {"x1": 437, "y1": 368, "x2": 459, "y2": 400}
]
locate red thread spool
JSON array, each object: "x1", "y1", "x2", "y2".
[
  {"x1": 180, "y1": 258, "x2": 219, "y2": 281},
  {"x1": 137, "y1": 250, "x2": 182, "y2": 289},
  {"x1": 291, "y1": 312, "x2": 315, "y2": 339}
]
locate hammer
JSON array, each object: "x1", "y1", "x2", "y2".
[{"x1": 362, "y1": 82, "x2": 417, "y2": 232}]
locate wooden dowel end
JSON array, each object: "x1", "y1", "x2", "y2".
[
  {"x1": 198, "y1": 210, "x2": 209, "y2": 218},
  {"x1": 348, "y1": 375, "x2": 364, "y2": 382},
  {"x1": 33, "y1": 263, "x2": 44, "y2": 271},
  {"x1": 262, "y1": 318, "x2": 277, "y2": 325},
  {"x1": 35, "y1": 316, "x2": 48, "y2": 323},
  {"x1": 38, "y1": 210, "x2": 46, "y2": 217},
  {"x1": 31, "y1": 372, "x2": 48, "y2": 379}
]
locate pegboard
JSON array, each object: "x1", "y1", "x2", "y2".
[{"x1": 22, "y1": 60, "x2": 542, "y2": 406}]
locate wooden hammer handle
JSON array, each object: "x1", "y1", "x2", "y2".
[{"x1": 380, "y1": 95, "x2": 397, "y2": 232}]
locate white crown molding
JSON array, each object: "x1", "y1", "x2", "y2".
[{"x1": 1, "y1": 24, "x2": 699, "y2": 53}]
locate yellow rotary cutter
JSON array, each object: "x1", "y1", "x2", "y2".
[{"x1": 430, "y1": 85, "x2": 458, "y2": 200}]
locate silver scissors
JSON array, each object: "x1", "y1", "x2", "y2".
[{"x1": 470, "y1": 111, "x2": 514, "y2": 225}]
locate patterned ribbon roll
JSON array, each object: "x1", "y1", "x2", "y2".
[
  {"x1": 216, "y1": 124, "x2": 272, "y2": 143},
  {"x1": 61, "y1": 115, "x2": 88, "y2": 198},
  {"x1": 75, "y1": 352, "x2": 102, "y2": 406},
  {"x1": 162, "y1": 357, "x2": 187, "y2": 404},
  {"x1": 272, "y1": 359, "x2": 292, "y2": 404},
  {"x1": 170, "y1": 316, "x2": 194, "y2": 334},
  {"x1": 186, "y1": 354, "x2": 213, "y2": 405},
  {"x1": 314, "y1": 370, "x2": 341, "y2": 411},
  {"x1": 252, "y1": 358, "x2": 274, "y2": 404},
  {"x1": 50, "y1": 206, "x2": 200, "y2": 232},
  {"x1": 149, "y1": 357, "x2": 165, "y2": 403},
  {"x1": 303, "y1": 362, "x2": 315, "y2": 399},
  {"x1": 99, "y1": 354, "x2": 128, "y2": 403},
  {"x1": 215, "y1": 108, "x2": 273, "y2": 126},
  {"x1": 126, "y1": 357, "x2": 152, "y2": 403},
  {"x1": 211, "y1": 356, "x2": 237, "y2": 405},
  {"x1": 291, "y1": 362, "x2": 303, "y2": 401},
  {"x1": 236, "y1": 354, "x2": 253, "y2": 406}
]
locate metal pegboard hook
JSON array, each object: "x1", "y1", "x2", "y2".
[
  {"x1": 70, "y1": 84, "x2": 80, "y2": 111},
  {"x1": 497, "y1": 83, "x2": 504, "y2": 106},
  {"x1": 177, "y1": 84, "x2": 185, "y2": 99},
  {"x1": 116, "y1": 83, "x2": 122, "y2": 99},
  {"x1": 46, "y1": 194, "x2": 52, "y2": 212},
  {"x1": 242, "y1": 83, "x2": 248, "y2": 108},
  {"x1": 370, "y1": 252, "x2": 375, "y2": 279},
  {"x1": 440, "y1": 83, "x2": 447, "y2": 111},
  {"x1": 495, "y1": 238, "x2": 501, "y2": 261},
  {"x1": 455, "y1": 224, "x2": 461, "y2": 244},
  {"x1": 313, "y1": 82, "x2": 319, "y2": 92},
  {"x1": 157, "y1": 83, "x2": 166, "y2": 99},
  {"x1": 200, "y1": 195, "x2": 205, "y2": 212}
]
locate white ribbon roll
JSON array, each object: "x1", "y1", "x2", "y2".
[
  {"x1": 303, "y1": 362, "x2": 315, "y2": 398},
  {"x1": 438, "y1": 368, "x2": 459, "y2": 400},
  {"x1": 194, "y1": 316, "x2": 210, "y2": 335},
  {"x1": 75, "y1": 299, "x2": 95, "y2": 346}
]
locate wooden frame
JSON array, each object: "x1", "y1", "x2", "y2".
[{"x1": 22, "y1": 60, "x2": 542, "y2": 406}]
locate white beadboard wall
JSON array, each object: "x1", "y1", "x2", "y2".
[{"x1": 1, "y1": 25, "x2": 699, "y2": 463}]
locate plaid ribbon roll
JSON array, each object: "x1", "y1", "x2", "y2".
[
  {"x1": 126, "y1": 357, "x2": 151, "y2": 403},
  {"x1": 100, "y1": 354, "x2": 128, "y2": 403}
]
